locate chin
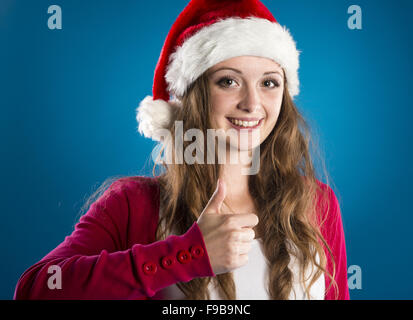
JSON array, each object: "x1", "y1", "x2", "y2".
[{"x1": 228, "y1": 137, "x2": 262, "y2": 151}]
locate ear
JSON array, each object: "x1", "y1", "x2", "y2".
[{"x1": 135, "y1": 96, "x2": 181, "y2": 141}]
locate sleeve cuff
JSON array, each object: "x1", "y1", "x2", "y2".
[{"x1": 132, "y1": 221, "x2": 215, "y2": 297}]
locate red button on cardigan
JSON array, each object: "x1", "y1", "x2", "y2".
[
  {"x1": 177, "y1": 250, "x2": 191, "y2": 264},
  {"x1": 190, "y1": 245, "x2": 204, "y2": 259},
  {"x1": 142, "y1": 262, "x2": 157, "y2": 275},
  {"x1": 161, "y1": 255, "x2": 175, "y2": 269}
]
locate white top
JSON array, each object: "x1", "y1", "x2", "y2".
[{"x1": 152, "y1": 238, "x2": 325, "y2": 300}]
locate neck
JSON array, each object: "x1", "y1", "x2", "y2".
[
  {"x1": 219, "y1": 148, "x2": 260, "y2": 238},
  {"x1": 219, "y1": 148, "x2": 253, "y2": 200}
]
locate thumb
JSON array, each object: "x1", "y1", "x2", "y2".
[{"x1": 205, "y1": 178, "x2": 227, "y2": 214}]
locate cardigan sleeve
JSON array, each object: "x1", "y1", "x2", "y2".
[
  {"x1": 320, "y1": 183, "x2": 350, "y2": 300},
  {"x1": 13, "y1": 179, "x2": 215, "y2": 300}
]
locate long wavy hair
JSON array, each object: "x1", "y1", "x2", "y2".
[
  {"x1": 79, "y1": 67, "x2": 339, "y2": 300},
  {"x1": 152, "y1": 69, "x2": 339, "y2": 299}
]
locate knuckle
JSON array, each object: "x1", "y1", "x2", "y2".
[
  {"x1": 225, "y1": 256, "x2": 236, "y2": 268},
  {"x1": 229, "y1": 245, "x2": 238, "y2": 255},
  {"x1": 232, "y1": 257, "x2": 242, "y2": 269},
  {"x1": 228, "y1": 231, "x2": 240, "y2": 242},
  {"x1": 224, "y1": 216, "x2": 237, "y2": 229}
]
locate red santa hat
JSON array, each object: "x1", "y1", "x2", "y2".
[{"x1": 136, "y1": 0, "x2": 300, "y2": 141}]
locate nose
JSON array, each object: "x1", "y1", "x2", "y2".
[{"x1": 237, "y1": 84, "x2": 260, "y2": 113}]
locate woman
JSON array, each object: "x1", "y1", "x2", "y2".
[{"x1": 14, "y1": 0, "x2": 349, "y2": 300}]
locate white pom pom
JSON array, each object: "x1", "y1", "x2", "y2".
[{"x1": 135, "y1": 96, "x2": 180, "y2": 141}]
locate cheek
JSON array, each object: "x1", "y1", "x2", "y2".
[
  {"x1": 266, "y1": 105, "x2": 281, "y2": 125},
  {"x1": 210, "y1": 92, "x2": 235, "y2": 119},
  {"x1": 263, "y1": 94, "x2": 283, "y2": 125}
]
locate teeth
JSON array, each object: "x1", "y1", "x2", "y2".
[{"x1": 229, "y1": 118, "x2": 260, "y2": 127}]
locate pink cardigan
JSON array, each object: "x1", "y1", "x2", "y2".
[{"x1": 14, "y1": 176, "x2": 350, "y2": 300}]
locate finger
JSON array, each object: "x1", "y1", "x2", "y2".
[
  {"x1": 229, "y1": 213, "x2": 259, "y2": 228},
  {"x1": 236, "y1": 228, "x2": 256, "y2": 242},
  {"x1": 205, "y1": 179, "x2": 226, "y2": 214},
  {"x1": 236, "y1": 241, "x2": 252, "y2": 255},
  {"x1": 238, "y1": 254, "x2": 249, "y2": 267}
]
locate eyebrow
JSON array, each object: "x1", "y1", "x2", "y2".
[{"x1": 209, "y1": 67, "x2": 283, "y2": 77}]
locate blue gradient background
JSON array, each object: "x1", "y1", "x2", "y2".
[{"x1": 1, "y1": 0, "x2": 412, "y2": 299}]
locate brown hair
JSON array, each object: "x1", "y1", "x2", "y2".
[
  {"x1": 153, "y1": 71, "x2": 339, "y2": 299},
  {"x1": 79, "y1": 68, "x2": 339, "y2": 300}
]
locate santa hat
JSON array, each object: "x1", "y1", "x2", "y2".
[{"x1": 136, "y1": 0, "x2": 300, "y2": 142}]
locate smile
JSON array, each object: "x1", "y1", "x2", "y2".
[{"x1": 226, "y1": 117, "x2": 263, "y2": 129}]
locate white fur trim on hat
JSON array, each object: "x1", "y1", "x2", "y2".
[
  {"x1": 136, "y1": 96, "x2": 181, "y2": 141},
  {"x1": 166, "y1": 17, "x2": 301, "y2": 98}
]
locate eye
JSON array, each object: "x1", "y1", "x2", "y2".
[
  {"x1": 262, "y1": 78, "x2": 280, "y2": 88},
  {"x1": 216, "y1": 76, "x2": 280, "y2": 88},
  {"x1": 217, "y1": 77, "x2": 238, "y2": 88}
]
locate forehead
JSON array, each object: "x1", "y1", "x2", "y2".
[{"x1": 208, "y1": 56, "x2": 283, "y2": 73}]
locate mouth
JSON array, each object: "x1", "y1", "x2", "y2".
[{"x1": 226, "y1": 117, "x2": 264, "y2": 130}]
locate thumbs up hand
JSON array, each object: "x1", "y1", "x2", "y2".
[{"x1": 197, "y1": 179, "x2": 259, "y2": 275}]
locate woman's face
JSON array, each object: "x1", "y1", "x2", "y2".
[{"x1": 207, "y1": 56, "x2": 284, "y2": 151}]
